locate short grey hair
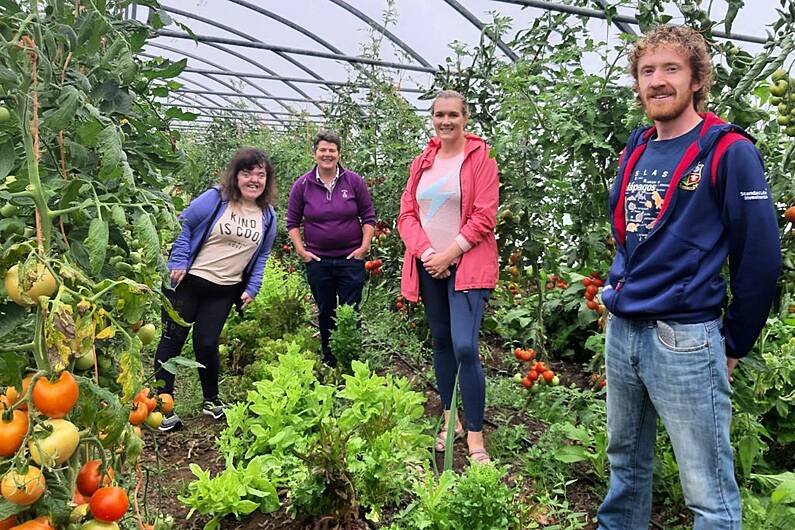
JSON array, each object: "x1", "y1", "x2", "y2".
[{"x1": 312, "y1": 130, "x2": 342, "y2": 152}]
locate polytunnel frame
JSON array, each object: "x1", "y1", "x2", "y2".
[{"x1": 133, "y1": 0, "x2": 769, "y2": 124}]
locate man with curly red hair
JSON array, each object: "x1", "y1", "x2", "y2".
[{"x1": 598, "y1": 26, "x2": 781, "y2": 529}]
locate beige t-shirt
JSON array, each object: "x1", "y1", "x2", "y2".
[{"x1": 189, "y1": 203, "x2": 263, "y2": 285}]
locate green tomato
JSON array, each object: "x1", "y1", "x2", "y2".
[
  {"x1": 770, "y1": 96, "x2": 782, "y2": 106},
  {"x1": 787, "y1": 125, "x2": 795, "y2": 137},
  {"x1": 81, "y1": 520, "x2": 120, "y2": 530},
  {"x1": 779, "y1": 115, "x2": 791, "y2": 126},
  {"x1": 114, "y1": 262, "x2": 133, "y2": 274},
  {"x1": 75, "y1": 352, "x2": 95, "y2": 370},
  {"x1": 144, "y1": 411, "x2": 163, "y2": 429},
  {"x1": 779, "y1": 103, "x2": 790, "y2": 114},
  {"x1": 551, "y1": 375, "x2": 560, "y2": 386},
  {"x1": 128, "y1": 251, "x2": 142, "y2": 264},
  {"x1": 772, "y1": 68, "x2": 788, "y2": 82},
  {"x1": 137, "y1": 323, "x2": 156, "y2": 345},
  {"x1": 0, "y1": 106, "x2": 9, "y2": 123},
  {"x1": 0, "y1": 203, "x2": 17, "y2": 217},
  {"x1": 771, "y1": 80, "x2": 789, "y2": 97}
]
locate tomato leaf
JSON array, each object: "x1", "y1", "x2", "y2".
[
  {"x1": 134, "y1": 212, "x2": 161, "y2": 266},
  {"x1": 157, "y1": 356, "x2": 205, "y2": 376},
  {"x1": 86, "y1": 217, "x2": 109, "y2": 276},
  {"x1": 0, "y1": 498, "x2": 28, "y2": 520},
  {"x1": 0, "y1": 301, "x2": 26, "y2": 339},
  {"x1": 0, "y1": 141, "x2": 16, "y2": 180},
  {"x1": 116, "y1": 337, "x2": 143, "y2": 402}
]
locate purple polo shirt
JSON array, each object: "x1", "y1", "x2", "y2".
[{"x1": 285, "y1": 166, "x2": 377, "y2": 257}]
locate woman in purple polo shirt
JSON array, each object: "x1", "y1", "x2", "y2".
[{"x1": 286, "y1": 131, "x2": 376, "y2": 366}]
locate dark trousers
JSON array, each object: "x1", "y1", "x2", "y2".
[
  {"x1": 418, "y1": 263, "x2": 490, "y2": 432},
  {"x1": 153, "y1": 274, "x2": 239, "y2": 401},
  {"x1": 304, "y1": 257, "x2": 365, "y2": 362}
]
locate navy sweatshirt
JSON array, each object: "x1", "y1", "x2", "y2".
[{"x1": 604, "y1": 113, "x2": 781, "y2": 358}]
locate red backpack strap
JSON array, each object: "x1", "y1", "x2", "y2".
[{"x1": 711, "y1": 132, "x2": 750, "y2": 186}]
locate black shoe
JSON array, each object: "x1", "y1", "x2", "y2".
[
  {"x1": 322, "y1": 353, "x2": 337, "y2": 368},
  {"x1": 159, "y1": 412, "x2": 183, "y2": 432},
  {"x1": 202, "y1": 398, "x2": 229, "y2": 420}
]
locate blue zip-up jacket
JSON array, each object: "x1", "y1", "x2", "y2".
[
  {"x1": 604, "y1": 113, "x2": 781, "y2": 358},
  {"x1": 166, "y1": 186, "x2": 277, "y2": 299}
]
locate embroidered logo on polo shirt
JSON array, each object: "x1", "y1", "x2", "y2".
[
  {"x1": 679, "y1": 163, "x2": 703, "y2": 191},
  {"x1": 341, "y1": 189, "x2": 349, "y2": 198}
]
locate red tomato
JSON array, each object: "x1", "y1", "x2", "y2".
[
  {"x1": 543, "y1": 370, "x2": 555, "y2": 383},
  {"x1": 527, "y1": 370, "x2": 539, "y2": 382},
  {"x1": 521, "y1": 377, "x2": 533, "y2": 389},
  {"x1": 586, "y1": 285, "x2": 598, "y2": 297},
  {"x1": 586, "y1": 300, "x2": 599, "y2": 310},
  {"x1": 582, "y1": 277, "x2": 592, "y2": 287},
  {"x1": 533, "y1": 362, "x2": 546, "y2": 373},
  {"x1": 77, "y1": 460, "x2": 114, "y2": 497},
  {"x1": 0, "y1": 515, "x2": 15, "y2": 530},
  {"x1": 32, "y1": 371, "x2": 79, "y2": 418},
  {"x1": 89, "y1": 486, "x2": 129, "y2": 522},
  {"x1": 514, "y1": 348, "x2": 524, "y2": 361}
]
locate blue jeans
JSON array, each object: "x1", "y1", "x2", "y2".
[
  {"x1": 597, "y1": 314, "x2": 740, "y2": 530},
  {"x1": 305, "y1": 256, "x2": 365, "y2": 363},
  {"x1": 418, "y1": 263, "x2": 490, "y2": 432}
]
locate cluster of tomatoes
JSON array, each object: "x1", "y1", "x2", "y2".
[
  {"x1": 545, "y1": 274, "x2": 569, "y2": 290},
  {"x1": 582, "y1": 274, "x2": 607, "y2": 327},
  {"x1": 365, "y1": 175, "x2": 387, "y2": 188},
  {"x1": 591, "y1": 373, "x2": 607, "y2": 390},
  {"x1": 0, "y1": 372, "x2": 171, "y2": 529},
  {"x1": 513, "y1": 348, "x2": 560, "y2": 392},
  {"x1": 0, "y1": 371, "x2": 123, "y2": 529},
  {"x1": 127, "y1": 387, "x2": 173, "y2": 435},
  {"x1": 770, "y1": 69, "x2": 795, "y2": 138},
  {"x1": 364, "y1": 259, "x2": 384, "y2": 275},
  {"x1": 370, "y1": 222, "x2": 392, "y2": 244}
]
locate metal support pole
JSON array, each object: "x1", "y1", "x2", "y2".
[
  {"x1": 154, "y1": 30, "x2": 439, "y2": 73},
  {"x1": 491, "y1": 0, "x2": 766, "y2": 44},
  {"x1": 443, "y1": 0, "x2": 519, "y2": 62}
]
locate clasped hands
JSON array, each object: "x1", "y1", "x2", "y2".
[{"x1": 422, "y1": 250, "x2": 454, "y2": 279}]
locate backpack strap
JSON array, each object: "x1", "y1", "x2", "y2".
[{"x1": 711, "y1": 132, "x2": 749, "y2": 186}]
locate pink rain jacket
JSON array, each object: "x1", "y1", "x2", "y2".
[{"x1": 398, "y1": 133, "x2": 499, "y2": 302}]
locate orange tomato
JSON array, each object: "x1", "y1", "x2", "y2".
[
  {"x1": 0, "y1": 409, "x2": 28, "y2": 457},
  {"x1": 128, "y1": 402, "x2": 148, "y2": 426},
  {"x1": 8, "y1": 516, "x2": 54, "y2": 529},
  {"x1": 157, "y1": 393, "x2": 174, "y2": 415},
  {"x1": 134, "y1": 388, "x2": 156, "y2": 413},
  {"x1": 1, "y1": 466, "x2": 46, "y2": 505},
  {"x1": 32, "y1": 371, "x2": 79, "y2": 418},
  {"x1": 543, "y1": 370, "x2": 555, "y2": 383}
]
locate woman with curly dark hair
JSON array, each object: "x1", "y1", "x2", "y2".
[{"x1": 155, "y1": 147, "x2": 277, "y2": 431}]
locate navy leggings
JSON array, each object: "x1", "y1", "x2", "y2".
[
  {"x1": 418, "y1": 262, "x2": 489, "y2": 432},
  {"x1": 153, "y1": 274, "x2": 240, "y2": 401}
]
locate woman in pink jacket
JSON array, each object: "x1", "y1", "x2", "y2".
[{"x1": 398, "y1": 90, "x2": 499, "y2": 463}]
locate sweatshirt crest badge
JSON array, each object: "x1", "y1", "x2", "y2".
[
  {"x1": 341, "y1": 189, "x2": 349, "y2": 198},
  {"x1": 679, "y1": 163, "x2": 703, "y2": 191}
]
